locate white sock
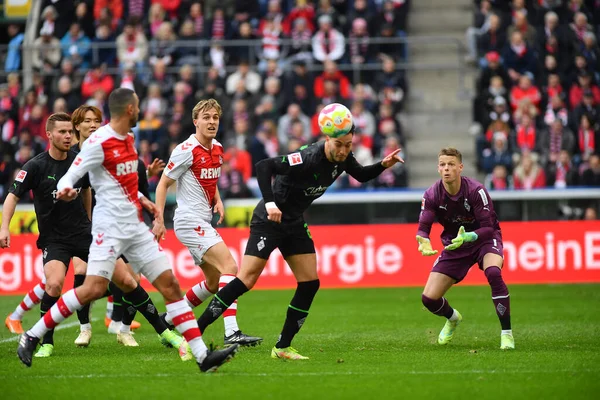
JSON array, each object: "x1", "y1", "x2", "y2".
[
  {"x1": 80, "y1": 323, "x2": 92, "y2": 332},
  {"x1": 120, "y1": 324, "x2": 131, "y2": 334},
  {"x1": 501, "y1": 329, "x2": 512, "y2": 335},
  {"x1": 219, "y1": 275, "x2": 240, "y2": 337},
  {"x1": 166, "y1": 299, "x2": 207, "y2": 363},
  {"x1": 10, "y1": 306, "x2": 26, "y2": 320},
  {"x1": 449, "y1": 309, "x2": 459, "y2": 322}
]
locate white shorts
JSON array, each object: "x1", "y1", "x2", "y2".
[
  {"x1": 87, "y1": 220, "x2": 170, "y2": 283},
  {"x1": 174, "y1": 219, "x2": 223, "y2": 265}
]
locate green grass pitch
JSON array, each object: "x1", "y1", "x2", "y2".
[{"x1": 0, "y1": 284, "x2": 599, "y2": 399}]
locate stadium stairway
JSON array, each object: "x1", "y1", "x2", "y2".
[{"x1": 404, "y1": 0, "x2": 480, "y2": 189}]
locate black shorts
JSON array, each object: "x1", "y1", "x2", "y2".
[
  {"x1": 41, "y1": 241, "x2": 91, "y2": 269},
  {"x1": 244, "y1": 219, "x2": 315, "y2": 260}
]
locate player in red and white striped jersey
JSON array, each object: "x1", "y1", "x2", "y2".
[
  {"x1": 17, "y1": 89, "x2": 238, "y2": 372},
  {"x1": 153, "y1": 99, "x2": 262, "y2": 348}
]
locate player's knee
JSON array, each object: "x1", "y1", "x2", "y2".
[
  {"x1": 161, "y1": 275, "x2": 183, "y2": 303},
  {"x1": 45, "y1": 279, "x2": 64, "y2": 297},
  {"x1": 119, "y1": 275, "x2": 138, "y2": 292},
  {"x1": 484, "y1": 265, "x2": 502, "y2": 282},
  {"x1": 220, "y1": 261, "x2": 238, "y2": 276},
  {"x1": 422, "y1": 293, "x2": 438, "y2": 308},
  {"x1": 84, "y1": 281, "x2": 110, "y2": 301}
]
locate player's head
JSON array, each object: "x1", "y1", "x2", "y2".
[
  {"x1": 192, "y1": 98, "x2": 222, "y2": 140},
  {"x1": 438, "y1": 147, "x2": 463, "y2": 184},
  {"x1": 108, "y1": 88, "x2": 139, "y2": 128},
  {"x1": 46, "y1": 112, "x2": 73, "y2": 152},
  {"x1": 325, "y1": 124, "x2": 355, "y2": 163},
  {"x1": 71, "y1": 105, "x2": 102, "y2": 142}
]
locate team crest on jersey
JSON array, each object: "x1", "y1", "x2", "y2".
[
  {"x1": 113, "y1": 149, "x2": 120, "y2": 158},
  {"x1": 332, "y1": 165, "x2": 338, "y2": 178},
  {"x1": 15, "y1": 170, "x2": 27, "y2": 182},
  {"x1": 201, "y1": 157, "x2": 206, "y2": 163},
  {"x1": 464, "y1": 199, "x2": 471, "y2": 212},
  {"x1": 288, "y1": 152, "x2": 303, "y2": 166}
]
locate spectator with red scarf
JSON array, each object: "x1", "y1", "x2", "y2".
[
  {"x1": 546, "y1": 150, "x2": 579, "y2": 188},
  {"x1": 513, "y1": 150, "x2": 546, "y2": 190},
  {"x1": 512, "y1": 113, "x2": 537, "y2": 154},
  {"x1": 576, "y1": 113, "x2": 599, "y2": 165},
  {"x1": 312, "y1": 14, "x2": 345, "y2": 63},
  {"x1": 502, "y1": 31, "x2": 538, "y2": 83}
]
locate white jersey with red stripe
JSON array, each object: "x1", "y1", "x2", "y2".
[
  {"x1": 164, "y1": 134, "x2": 224, "y2": 225},
  {"x1": 57, "y1": 124, "x2": 143, "y2": 224}
]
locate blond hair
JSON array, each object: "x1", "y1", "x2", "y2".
[
  {"x1": 438, "y1": 147, "x2": 463, "y2": 163},
  {"x1": 192, "y1": 98, "x2": 222, "y2": 120}
]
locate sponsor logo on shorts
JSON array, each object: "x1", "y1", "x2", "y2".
[
  {"x1": 43, "y1": 248, "x2": 48, "y2": 260},
  {"x1": 15, "y1": 170, "x2": 27, "y2": 182},
  {"x1": 193, "y1": 226, "x2": 205, "y2": 236},
  {"x1": 96, "y1": 233, "x2": 104, "y2": 245},
  {"x1": 98, "y1": 270, "x2": 110, "y2": 278}
]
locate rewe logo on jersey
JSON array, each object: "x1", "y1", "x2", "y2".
[
  {"x1": 116, "y1": 160, "x2": 138, "y2": 176},
  {"x1": 199, "y1": 167, "x2": 220, "y2": 179}
]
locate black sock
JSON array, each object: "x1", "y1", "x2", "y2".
[
  {"x1": 73, "y1": 274, "x2": 90, "y2": 325},
  {"x1": 276, "y1": 280, "x2": 320, "y2": 349},
  {"x1": 197, "y1": 278, "x2": 249, "y2": 332},
  {"x1": 40, "y1": 293, "x2": 60, "y2": 345},
  {"x1": 123, "y1": 285, "x2": 167, "y2": 334},
  {"x1": 109, "y1": 282, "x2": 124, "y2": 323}
]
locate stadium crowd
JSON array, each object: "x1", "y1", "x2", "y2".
[
  {"x1": 469, "y1": 0, "x2": 600, "y2": 191},
  {"x1": 0, "y1": 0, "x2": 411, "y2": 203}
]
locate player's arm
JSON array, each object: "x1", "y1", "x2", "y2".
[
  {"x1": 344, "y1": 149, "x2": 404, "y2": 182},
  {"x1": 153, "y1": 147, "x2": 190, "y2": 239},
  {"x1": 0, "y1": 194, "x2": 19, "y2": 248},
  {"x1": 255, "y1": 152, "x2": 309, "y2": 223},
  {"x1": 1, "y1": 162, "x2": 37, "y2": 247},
  {"x1": 81, "y1": 188, "x2": 92, "y2": 220},
  {"x1": 416, "y1": 193, "x2": 438, "y2": 256},
  {"x1": 57, "y1": 141, "x2": 104, "y2": 201},
  {"x1": 213, "y1": 186, "x2": 225, "y2": 225},
  {"x1": 445, "y1": 187, "x2": 495, "y2": 251}
]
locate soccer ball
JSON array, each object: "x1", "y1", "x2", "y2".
[{"x1": 318, "y1": 103, "x2": 354, "y2": 137}]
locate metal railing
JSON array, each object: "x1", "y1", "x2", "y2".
[{"x1": 1, "y1": 35, "x2": 469, "y2": 95}]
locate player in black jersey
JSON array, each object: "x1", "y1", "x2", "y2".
[
  {"x1": 0, "y1": 113, "x2": 93, "y2": 358},
  {"x1": 192, "y1": 124, "x2": 404, "y2": 360}
]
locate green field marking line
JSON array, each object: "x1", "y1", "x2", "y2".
[
  {"x1": 0, "y1": 318, "x2": 99, "y2": 344},
  {"x1": 3, "y1": 369, "x2": 599, "y2": 379}
]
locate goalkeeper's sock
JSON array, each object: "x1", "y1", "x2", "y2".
[
  {"x1": 275, "y1": 280, "x2": 320, "y2": 349},
  {"x1": 485, "y1": 266, "x2": 511, "y2": 330},
  {"x1": 422, "y1": 294, "x2": 454, "y2": 319}
]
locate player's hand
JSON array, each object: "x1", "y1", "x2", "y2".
[
  {"x1": 0, "y1": 228, "x2": 10, "y2": 248},
  {"x1": 214, "y1": 200, "x2": 225, "y2": 225},
  {"x1": 265, "y1": 202, "x2": 282, "y2": 223},
  {"x1": 56, "y1": 188, "x2": 78, "y2": 201},
  {"x1": 416, "y1": 235, "x2": 438, "y2": 256},
  {"x1": 140, "y1": 196, "x2": 159, "y2": 217},
  {"x1": 147, "y1": 158, "x2": 166, "y2": 178},
  {"x1": 381, "y1": 148, "x2": 405, "y2": 168},
  {"x1": 444, "y1": 226, "x2": 478, "y2": 251},
  {"x1": 152, "y1": 220, "x2": 166, "y2": 241}
]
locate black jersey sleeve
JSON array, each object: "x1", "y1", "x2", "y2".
[
  {"x1": 137, "y1": 158, "x2": 150, "y2": 199},
  {"x1": 9, "y1": 161, "x2": 39, "y2": 199},
  {"x1": 344, "y1": 153, "x2": 386, "y2": 182},
  {"x1": 255, "y1": 151, "x2": 311, "y2": 203}
]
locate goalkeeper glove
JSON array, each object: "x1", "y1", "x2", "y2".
[
  {"x1": 444, "y1": 226, "x2": 478, "y2": 251},
  {"x1": 416, "y1": 235, "x2": 438, "y2": 256}
]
